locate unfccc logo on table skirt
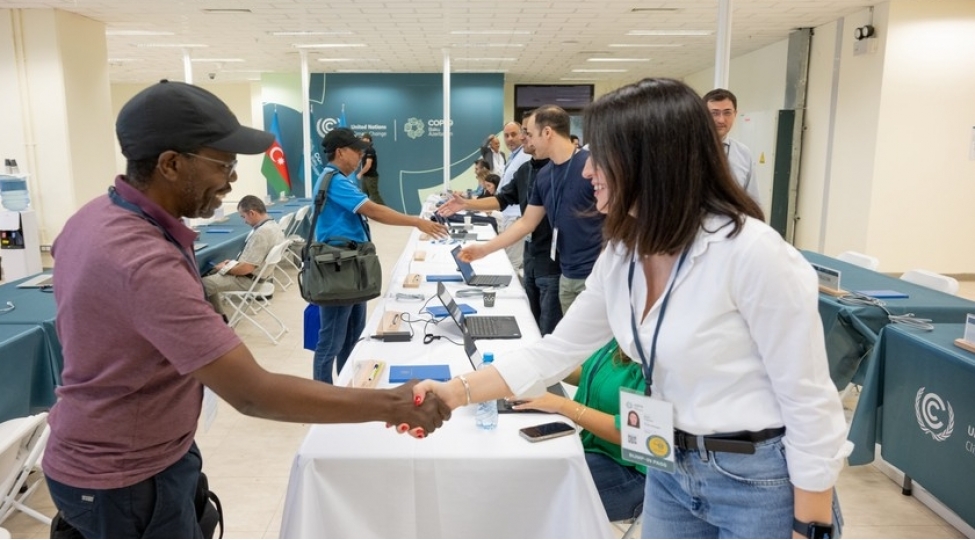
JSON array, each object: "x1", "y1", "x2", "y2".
[{"x1": 915, "y1": 387, "x2": 954, "y2": 442}]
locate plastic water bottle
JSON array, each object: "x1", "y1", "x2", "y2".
[{"x1": 475, "y1": 352, "x2": 498, "y2": 430}]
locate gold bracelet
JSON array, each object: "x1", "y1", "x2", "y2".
[
  {"x1": 575, "y1": 405, "x2": 588, "y2": 423},
  {"x1": 457, "y1": 375, "x2": 472, "y2": 406}
]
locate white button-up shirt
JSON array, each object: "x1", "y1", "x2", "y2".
[{"x1": 493, "y1": 215, "x2": 851, "y2": 491}]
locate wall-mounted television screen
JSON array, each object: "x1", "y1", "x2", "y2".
[{"x1": 514, "y1": 85, "x2": 594, "y2": 110}]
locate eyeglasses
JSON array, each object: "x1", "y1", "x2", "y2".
[
  {"x1": 184, "y1": 153, "x2": 238, "y2": 179},
  {"x1": 709, "y1": 110, "x2": 735, "y2": 119}
]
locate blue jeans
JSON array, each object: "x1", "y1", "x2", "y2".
[
  {"x1": 641, "y1": 435, "x2": 844, "y2": 538},
  {"x1": 46, "y1": 443, "x2": 203, "y2": 538},
  {"x1": 585, "y1": 451, "x2": 646, "y2": 522},
  {"x1": 523, "y1": 273, "x2": 562, "y2": 335},
  {"x1": 313, "y1": 302, "x2": 366, "y2": 383}
]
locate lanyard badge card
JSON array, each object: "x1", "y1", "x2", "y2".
[{"x1": 620, "y1": 387, "x2": 675, "y2": 473}]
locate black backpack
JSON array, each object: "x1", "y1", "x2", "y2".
[{"x1": 50, "y1": 472, "x2": 224, "y2": 538}]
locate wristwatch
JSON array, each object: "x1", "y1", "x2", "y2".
[{"x1": 793, "y1": 518, "x2": 834, "y2": 539}]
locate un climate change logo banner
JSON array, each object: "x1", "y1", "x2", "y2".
[
  {"x1": 307, "y1": 73, "x2": 503, "y2": 214},
  {"x1": 915, "y1": 387, "x2": 955, "y2": 442}
]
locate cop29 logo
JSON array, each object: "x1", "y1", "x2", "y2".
[
  {"x1": 915, "y1": 387, "x2": 954, "y2": 442},
  {"x1": 315, "y1": 117, "x2": 339, "y2": 138},
  {"x1": 404, "y1": 117, "x2": 425, "y2": 139}
]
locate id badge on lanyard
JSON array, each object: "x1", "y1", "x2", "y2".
[
  {"x1": 550, "y1": 228, "x2": 558, "y2": 260},
  {"x1": 620, "y1": 388, "x2": 675, "y2": 473},
  {"x1": 619, "y1": 249, "x2": 688, "y2": 473}
]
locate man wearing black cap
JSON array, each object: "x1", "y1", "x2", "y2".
[
  {"x1": 311, "y1": 127, "x2": 447, "y2": 383},
  {"x1": 43, "y1": 81, "x2": 450, "y2": 538}
]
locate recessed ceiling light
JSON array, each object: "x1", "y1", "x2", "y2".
[
  {"x1": 202, "y1": 8, "x2": 252, "y2": 14},
  {"x1": 316, "y1": 58, "x2": 363, "y2": 63},
  {"x1": 135, "y1": 43, "x2": 208, "y2": 48},
  {"x1": 190, "y1": 58, "x2": 245, "y2": 63},
  {"x1": 293, "y1": 43, "x2": 366, "y2": 49},
  {"x1": 453, "y1": 43, "x2": 525, "y2": 48},
  {"x1": 450, "y1": 30, "x2": 532, "y2": 35},
  {"x1": 626, "y1": 30, "x2": 713, "y2": 36},
  {"x1": 587, "y1": 58, "x2": 650, "y2": 62},
  {"x1": 572, "y1": 68, "x2": 628, "y2": 73},
  {"x1": 270, "y1": 31, "x2": 352, "y2": 36},
  {"x1": 454, "y1": 57, "x2": 516, "y2": 62},
  {"x1": 630, "y1": 7, "x2": 680, "y2": 12},
  {"x1": 608, "y1": 43, "x2": 683, "y2": 48},
  {"x1": 106, "y1": 30, "x2": 175, "y2": 37}
]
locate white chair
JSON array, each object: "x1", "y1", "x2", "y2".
[
  {"x1": 285, "y1": 205, "x2": 313, "y2": 269},
  {"x1": 220, "y1": 240, "x2": 291, "y2": 343},
  {"x1": 0, "y1": 413, "x2": 53, "y2": 526},
  {"x1": 272, "y1": 212, "x2": 297, "y2": 290},
  {"x1": 836, "y1": 250, "x2": 880, "y2": 271},
  {"x1": 900, "y1": 269, "x2": 959, "y2": 295}
]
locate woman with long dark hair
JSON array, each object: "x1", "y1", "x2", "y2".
[{"x1": 414, "y1": 78, "x2": 850, "y2": 538}]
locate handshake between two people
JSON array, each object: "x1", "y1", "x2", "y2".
[{"x1": 388, "y1": 377, "x2": 478, "y2": 439}]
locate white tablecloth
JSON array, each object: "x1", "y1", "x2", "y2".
[{"x1": 280, "y1": 217, "x2": 611, "y2": 538}]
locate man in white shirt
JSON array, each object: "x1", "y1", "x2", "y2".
[
  {"x1": 703, "y1": 89, "x2": 762, "y2": 207},
  {"x1": 202, "y1": 195, "x2": 285, "y2": 314},
  {"x1": 497, "y1": 121, "x2": 532, "y2": 271},
  {"x1": 480, "y1": 134, "x2": 506, "y2": 173}
]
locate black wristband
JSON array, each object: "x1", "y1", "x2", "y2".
[{"x1": 793, "y1": 518, "x2": 834, "y2": 539}]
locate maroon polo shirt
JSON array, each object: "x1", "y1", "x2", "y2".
[{"x1": 44, "y1": 177, "x2": 241, "y2": 489}]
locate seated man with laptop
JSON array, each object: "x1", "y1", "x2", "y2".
[{"x1": 202, "y1": 195, "x2": 284, "y2": 314}]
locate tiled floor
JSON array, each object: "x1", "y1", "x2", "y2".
[{"x1": 2, "y1": 229, "x2": 970, "y2": 538}]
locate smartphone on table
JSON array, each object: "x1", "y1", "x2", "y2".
[{"x1": 518, "y1": 421, "x2": 576, "y2": 443}]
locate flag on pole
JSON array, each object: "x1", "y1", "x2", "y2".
[
  {"x1": 261, "y1": 110, "x2": 292, "y2": 195},
  {"x1": 338, "y1": 104, "x2": 347, "y2": 128}
]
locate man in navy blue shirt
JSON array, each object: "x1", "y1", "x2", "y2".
[
  {"x1": 311, "y1": 128, "x2": 447, "y2": 383},
  {"x1": 459, "y1": 106, "x2": 603, "y2": 313}
]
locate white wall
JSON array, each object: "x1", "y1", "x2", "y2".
[
  {"x1": 799, "y1": 0, "x2": 975, "y2": 273},
  {"x1": 1, "y1": 8, "x2": 115, "y2": 245},
  {"x1": 865, "y1": 0, "x2": 975, "y2": 272}
]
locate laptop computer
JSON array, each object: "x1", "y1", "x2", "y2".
[
  {"x1": 436, "y1": 282, "x2": 521, "y2": 340},
  {"x1": 450, "y1": 246, "x2": 512, "y2": 287},
  {"x1": 461, "y1": 331, "x2": 568, "y2": 414}
]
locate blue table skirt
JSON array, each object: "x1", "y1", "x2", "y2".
[
  {"x1": 0, "y1": 324, "x2": 58, "y2": 423},
  {"x1": 848, "y1": 323, "x2": 975, "y2": 529},
  {"x1": 0, "y1": 275, "x2": 62, "y2": 388}
]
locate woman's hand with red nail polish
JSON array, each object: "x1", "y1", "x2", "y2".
[{"x1": 383, "y1": 380, "x2": 453, "y2": 437}]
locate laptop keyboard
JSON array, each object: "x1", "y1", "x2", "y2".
[
  {"x1": 473, "y1": 275, "x2": 508, "y2": 286},
  {"x1": 466, "y1": 317, "x2": 504, "y2": 336}
]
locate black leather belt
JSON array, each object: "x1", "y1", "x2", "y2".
[{"x1": 673, "y1": 427, "x2": 785, "y2": 455}]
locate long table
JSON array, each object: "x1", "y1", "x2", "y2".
[
  {"x1": 280, "y1": 220, "x2": 612, "y2": 538},
  {"x1": 802, "y1": 251, "x2": 975, "y2": 389},
  {"x1": 847, "y1": 323, "x2": 975, "y2": 530}
]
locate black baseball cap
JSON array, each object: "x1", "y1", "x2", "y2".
[
  {"x1": 322, "y1": 127, "x2": 368, "y2": 154},
  {"x1": 116, "y1": 79, "x2": 274, "y2": 160}
]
